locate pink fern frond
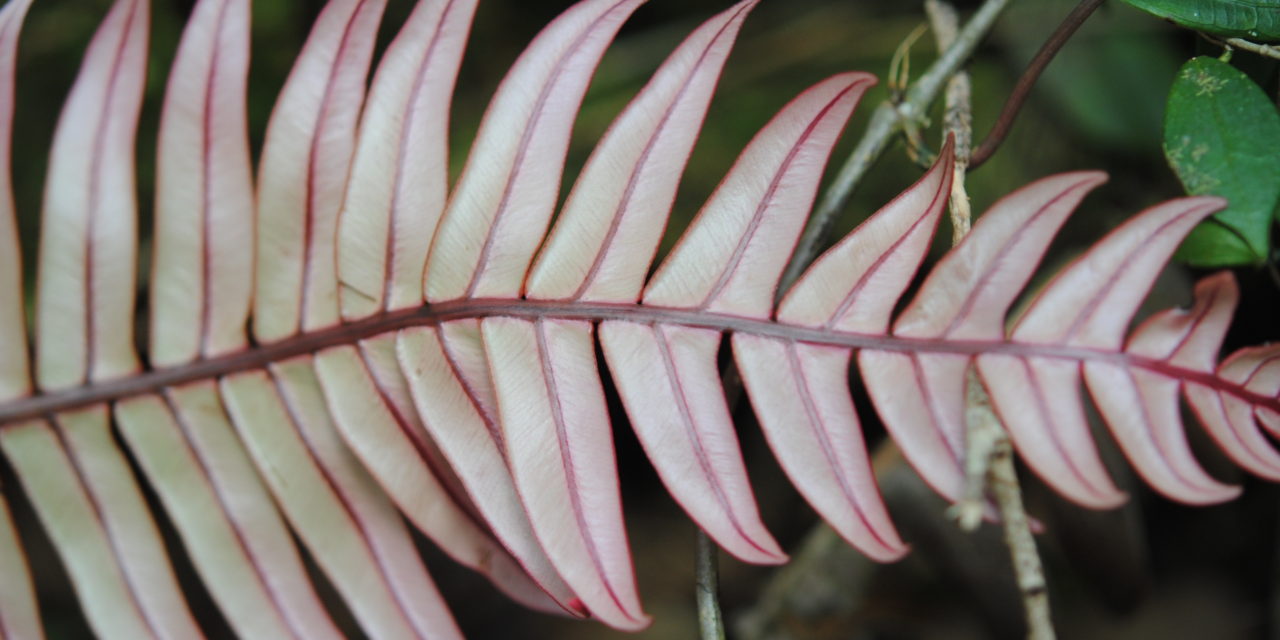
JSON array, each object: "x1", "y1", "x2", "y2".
[{"x1": 0, "y1": 0, "x2": 1276, "y2": 636}]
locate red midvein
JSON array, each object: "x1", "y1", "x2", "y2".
[{"x1": 3, "y1": 299, "x2": 1276, "y2": 425}]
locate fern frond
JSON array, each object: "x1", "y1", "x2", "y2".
[
  {"x1": 0, "y1": 0, "x2": 1277, "y2": 637},
  {"x1": 0, "y1": 3, "x2": 37, "y2": 636}
]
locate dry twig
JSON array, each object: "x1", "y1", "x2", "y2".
[
  {"x1": 696, "y1": 529, "x2": 727, "y2": 640},
  {"x1": 928, "y1": 1, "x2": 1054, "y2": 637},
  {"x1": 779, "y1": 0, "x2": 1012, "y2": 292}
]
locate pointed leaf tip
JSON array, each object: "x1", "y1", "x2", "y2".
[
  {"x1": 767, "y1": 145, "x2": 951, "y2": 553},
  {"x1": 644, "y1": 71, "x2": 875, "y2": 317},
  {"x1": 151, "y1": 0, "x2": 254, "y2": 366},
  {"x1": 1013, "y1": 195, "x2": 1226, "y2": 350},
  {"x1": 860, "y1": 170, "x2": 1120, "y2": 509},
  {"x1": 526, "y1": 0, "x2": 760, "y2": 303},
  {"x1": 735, "y1": 336, "x2": 908, "y2": 561},
  {"x1": 425, "y1": 0, "x2": 648, "y2": 303},
  {"x1": 36, "y1": 0, "x2": 149, "y2": 390},
  {"x1": 484, "y1": 317, "x2": 649, "y2": 630},
  {"x1": 336, "y1": 0, "x2": 479, "y2": 319},
  {"x1": 1084, "y1": 358, "x2": 1242, "y2": 506},
  {"x1": 601, "y1": 321, "x2": 786, "y2": 565},
  {"x1": 983, "y1": 192, "x2": 1231, "y2": 508},
  {"x1": 781, "y1": 136, "x2": 954, "y2": 332},
  {"x1": 254, "y1": 0, "x2": 389, "y2": 342},
  {"x1": 894, "y1": 170, "x2": 1108, "y2": 341},
  {"x1": 1126, "y1": 271, "x2": 1238, "y2": 371}
]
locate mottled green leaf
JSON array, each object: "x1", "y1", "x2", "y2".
[
  {"x1": 1121, "y1": 0, "x2": 1280, "y2": 42},
  {"x1": 1163, "y1": 56, "x2": 1280, "y2": 266}
]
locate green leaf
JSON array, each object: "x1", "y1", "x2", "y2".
[
  {"x1": 1163, "y1": 55, "x2": 1280, "y2": 266},
  {"x1": 1120, "y1": 0, "x2": 1280, "y2": 42},
  {"x1": 1173, "y1": 219, "x2": 1261, "y2": 265}
]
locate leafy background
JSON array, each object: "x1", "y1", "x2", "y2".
[{"x1": 3, "y1": 0, "x2": 1278, "y2": 637}]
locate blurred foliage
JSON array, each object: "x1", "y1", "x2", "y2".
[{"x1": 4, "y1": 1, "x2": 1280, "y2": 639}]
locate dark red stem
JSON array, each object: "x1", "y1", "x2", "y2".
[
  {"x1": 1, "y1": 298, "x2": 1274, "y2": 425},
  {"x1": 970, "y1": 0, "x2": 1105, "y2": 168}
]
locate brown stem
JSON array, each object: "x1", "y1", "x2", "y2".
[
  {"x1": 969, "y1": 0, "x2": 1105, "y2": 169},
  {"x1": 930, "y1": 3, "x2": 1057, "y2": 635},
  {"x1": 695, "y1": 528, "x2": 726, "y2": 640}
]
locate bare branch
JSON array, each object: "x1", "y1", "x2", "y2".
[
  {"x1": 696, "y1": 529, "x2": 726, "y2": 640},
  {"x1": 780, "y1": 0, "x2": 1013, "y2": 293},
  {"x1": 928, "y1": 3, "x2": 1055, "y2": 637}
]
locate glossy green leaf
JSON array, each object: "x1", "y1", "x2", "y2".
[
  {"x1": 1163, "y1": 56, "x2": 1280, "y2": 266},
  {"x1": 1121, "y1": 0, "x2": 1280, "y2": 42}
]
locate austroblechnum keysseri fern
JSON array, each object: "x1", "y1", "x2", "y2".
[{"x1": 0, "y1": 0, "x2": 1275, "y2": 637}]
